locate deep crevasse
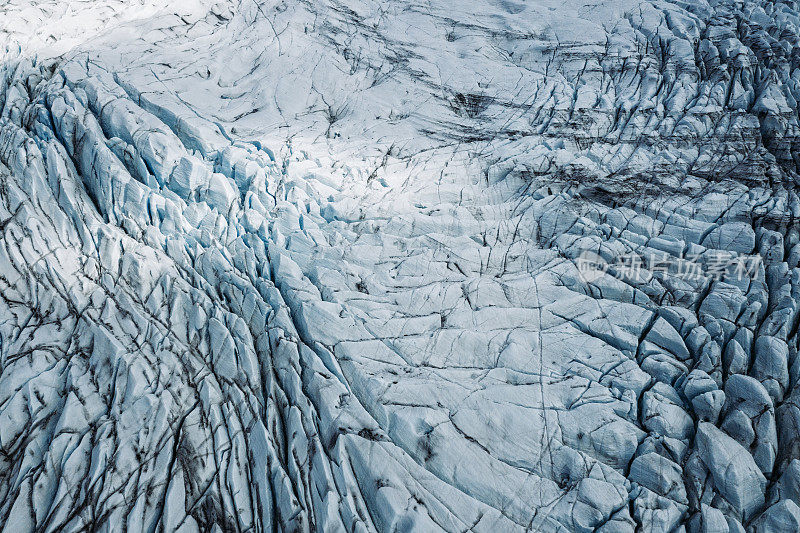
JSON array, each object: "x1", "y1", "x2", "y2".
[{"x1": 2, "y1": 0, "x2": 800, "y2": 531}]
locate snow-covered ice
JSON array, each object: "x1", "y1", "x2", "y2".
[{"x1": 2, "y1": 0, "x2": 800, "y2": 531}]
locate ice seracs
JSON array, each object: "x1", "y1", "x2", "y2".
[{"x1": 3, "y1": 0, "x2": 800, "y2": 531}]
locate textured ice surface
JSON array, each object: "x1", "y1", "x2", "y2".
[{"x1": 2, "y1": 0, "x2": 800, "y2": 531}]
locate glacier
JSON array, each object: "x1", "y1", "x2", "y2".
[{"x1": 2, "y1": 0, "x2": 800, "y2": 531}]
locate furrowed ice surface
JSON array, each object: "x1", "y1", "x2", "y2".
[{"x1": 2, "y1": 0, "x2": 800, "y2": 531}]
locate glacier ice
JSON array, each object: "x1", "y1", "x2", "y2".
[{"x1": 2, "y1": 0, "x2": 800, "y2": 531}]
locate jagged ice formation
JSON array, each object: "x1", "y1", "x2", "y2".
[{"x1": 3, "y1": 0, "x2": 800, "y2": 531}]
